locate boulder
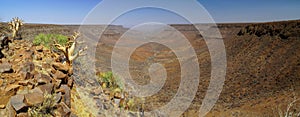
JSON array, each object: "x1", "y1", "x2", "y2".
[
  {"x1": 52, "y1": 62, "x2": 69, "y2": 72},
  {"x1": 36, "y1": 73, "x2": 52, "y2": 84},
  {"x1": 54, "y1": 70, "x2": 67, "y2": 79},
  {"x1": 0, "y1": 95, "x2": 10, "y2": 109},
  {"x1": 67, "y1": 78, "x2": 73, "y2": 87},
  {"x1": 56, "y1": 102, "x2": 71, "y2": 116},
  {"x1": 16, "y1": 87, "x2": 29, "y2": 95},
  {"x1": 5, "y1": 84, "x2": 21, "y2": 92},
  {"x1": 0, "y1": 62, "x2": 12, "y2": 73},
  {"x1": 20, "y1": 62, "x2": 35, "y2": 74},
  {"x1": 37, "y1": 83, "x2": 53, "y2": 94},
  {"x1": 59, "y1": 85, "x2": 70, "y2": 107},
  {"x1": 24, "y1": 89, "x2": 44, "y2": 106},
  {"x1": 10, "y1": 94, "x2": 26, "y2": 111},
  {"x1": 6, "y1": 101, "x2": 16, "y2": 117}
]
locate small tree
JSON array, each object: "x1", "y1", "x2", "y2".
[
  {"x1": 53, "y1": 32, "x2": 87, "y2": 66},
  {"x1": 8, "y1": 17, "x2": 23, "y2": 39}
]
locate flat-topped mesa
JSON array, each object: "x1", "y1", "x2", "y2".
[
  {"x1": 53, "y1": 32, "x2": 87, "y2": 67},
  {"x1": 8, "y1": 17, "x2": 24, "y2": 40}
]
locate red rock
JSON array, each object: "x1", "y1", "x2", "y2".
[
  {"x1": 36, "y1": 73, "x2": 52, "y2": 84},
  {"x1": 56, "y1": 102, "x2": 71, "y2": 116},
  {"x1": 0, "y1": 95, "x2": 10, "y2": 109},
  {"x1": 67, "y1": 78, "x2": 73, "y2": 87},
  {"x1": 37, "y1": 83, "x2": 53, "y2": 94},
  {"x1": 52, "y1": 62, "x2": 69, "y2": 72},
  {"x1": 24, "y1": 90, "x2": 44, "y2": 106},
  {"x1": 16, "y1": 87, "x2": 29, "y2": 95},
  {"x1": 30, "y1": 87, "x2": 43, "y2": 94},
  {"x1": 68, "y1": 68, "x2": 73, "y2": 75},
  {"x1": 10, "y1": 94, "x2": 26, "y2": 111},
  {"x1": 5, "y1": 84, "x2": 21, "y2": 92},
  {"x1": 54, "y1": 70, "x2": 67, "y2": 79}
]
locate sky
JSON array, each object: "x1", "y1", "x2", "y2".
[{"x1": 0, "y1": 0, "x2": 300, "y2": 25}]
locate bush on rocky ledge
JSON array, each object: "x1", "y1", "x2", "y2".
[{"x1": 33, "y1": 33, "x2": 68, "y2": 49}]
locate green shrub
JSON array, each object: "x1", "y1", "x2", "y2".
[
  {"x1": 28, "y1": 93, "x2": 57, "y2": 117},
  {"x1": 33, "y1": 33, "x2": 68, "y2": 49},
  {"x1": 97, "y1": 71, "x2": 124, "y2": 90}
]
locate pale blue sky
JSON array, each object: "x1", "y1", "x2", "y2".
[{"x1": 0, "y1": 0, "x2": 299, "y2": 25}]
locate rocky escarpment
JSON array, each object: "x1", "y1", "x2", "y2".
[
  {"x1": 0, "y1": 38, "x2": 76, "y2": 116},
  {"x1": 237, "y1": 20, "x2": 300, "y2": 39}
]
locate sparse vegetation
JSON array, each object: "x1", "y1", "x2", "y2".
[
  {"x1": 33, "y1": 33, "x2": 68, "y2": 48},
  {"x1": 71, "y1": 86, "x2": 94, "y2": 117},
  {"x1": 53, "y1": 32, "x2": 87, "y2": 66},
  {"x1": 28, "y1": 93, "x2": 57, "y2": 117},
  {"x1": 276, "y1": 98, "x2": 300, "y2": 117},
  {"x1": 97, "y1": 71, "x2": 124, "y2": 90},
  {"x1": 96, "y1": 71, "x2": 145, "y2": 112},
  {"x1": 237, "y1": 22, "x2": 298, "y2": 39},
  {"x1": 8, "y1": 17, "x2": 23, "y2": 39}
]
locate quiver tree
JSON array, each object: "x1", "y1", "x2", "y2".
[
  {"x1": 8, "y1": 17, "x2": 23, "y2": 39},
  {"x1": 53, "y1": 32, "x2": 87, "y2": 66}
]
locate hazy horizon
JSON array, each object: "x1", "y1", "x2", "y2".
[{"x1": 1, "y1": 0, "x2": 300, "y2": 26}]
